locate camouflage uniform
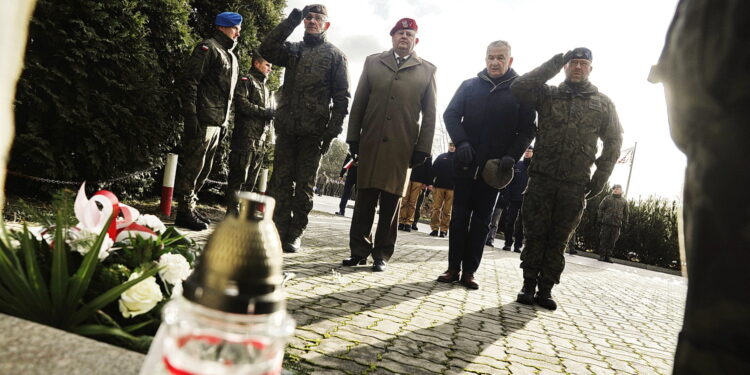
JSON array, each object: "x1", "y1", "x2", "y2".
[
  {"x1": 176, "y1": 31, "x2": 239, "y2": 215},
  {"x1": 511, "y1": 54, "x2": 623, "y2": 289},
  {"x1": 597, "y1": 193, "x2": 628, "y2": 260},
  {"x1": 259, "y1": 12, "x2": 350, "y2": 245},
  {"x1": 651, "y1": 1, "x2": 750, "y2": 372},
  {"x1": 225, "y1": 68, "x2": 272, "y2": 215}
]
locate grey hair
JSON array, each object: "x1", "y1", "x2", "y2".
[{"x1": 487, "y1": 40, "x2": 512, "y2": 55}]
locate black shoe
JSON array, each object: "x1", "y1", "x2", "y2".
[
  {"x1": 485, "y1": 239, "x2": 494, "y2": 247},
  {"x1": 429, "y1": 230, "x2": 439, "y2": 237},
  {"x1": 403, "y1": 225, "x2": 411, "y2": 232},
  {"x1": 175, "y1": 211, "x2": 209, "y2": 231},
  {"x1": 282, "y1": 237, "x2": 301, "y2": 253},
  {"x1": 439, "y1": 231, "x2": 447, "y2": 238},
  {"x1": 372, "y1": 259, "x2": 387, "y2": 272},
  {"x1": 534, "y1": 288, "x2": 557, "y2": 310},
  {"x1": 437, "y1": 269, "x2": 461, "y2": 283},
  {"x1": 516, "y1": 278, "x2": 536, "y2": 305},
  {"x1": 411, "y1": 223, "x2": 418, "y2": 230},
  {"x1": 398, "y1": 223, "x2": 405, "y2": 231},
  {"x1": 502, "y1": 245, "x2": 511, "y2": 251},
  {"x1": 194, "y1": 210, "x2": 211, "y2": 224},
  {"x1": 335, "y1": 211, "x2": 345, "y2": 216},
  {"x1": 513, "y1": 247, "x2": 522, "y2": 253},
  {"x1": 342, "y1": 255, "x2": 367, "y2": 266},
  {"x1": 603, "y1": 257, "x2": 614, "y2": 263}
]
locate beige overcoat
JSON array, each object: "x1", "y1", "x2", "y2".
[{"x1": 346, "y1": 50, "x2": 437, "y2": 196}]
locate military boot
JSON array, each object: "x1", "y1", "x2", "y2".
[
  {"x1": 283, "y1": 237, "x2": 301, "y2": 253},
  {"x1": 194, "y1": 209, "x2": 211, "y2": 224},
  {"x1": 534, "y1": 285, "x2": 558, "y2": 311},
  {"x1": 516, "y1": 277, "x2": 536, "y2": 305},
  {"x1": 175, "y1": 211, "x2": 209, "y2": 231}
]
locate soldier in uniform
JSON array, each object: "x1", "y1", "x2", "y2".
[
  {"x1": 343, "y1": 18, "x2": 437, "y2": 272},
  {"x1": 511, "y1": 48, "x2": 623, "y2": 309},
  {"x1": 259, "y1": 4, "x2": 350, "y2": 253},
  {"x1": 651, "y1": 2, "x2": 750, "y2": 371},
  {"x1": 224, "y1": 53, "x2": 274, "y2": 216},
  {"x1": 596, "y1": 184, "x2": 628, "y2": 263},
  {"x1": 175, "y1": 12, "x2": 242, "y2": 231}
]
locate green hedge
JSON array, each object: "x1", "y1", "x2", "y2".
[{"x1": 10, "y1": 0, "x2": 284, "y2": 199}]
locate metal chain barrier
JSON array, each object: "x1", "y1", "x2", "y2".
[{"x1": 7, "y1": 167, "x2": 157, "y2": 186}]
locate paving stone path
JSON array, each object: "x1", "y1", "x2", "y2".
[{"x1": 190, "y1": 196, "x2": 686, "y2": 375}]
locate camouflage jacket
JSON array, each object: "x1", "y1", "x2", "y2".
[
  {"x1": 598, "y1": 194, "x2": 629, "y2": 227},
  {"x1": 511, "y1": 54, "x2": 623, "y2": 185},
  {"x1": 259, "y1": 18, "x2": 350, "y2": 139},
  {"x1": 233, "y1": 68, "x2": 271, "y2": 146},
  {"x1": 180, "y1": 31, "x2": 239, "y2": 128}
]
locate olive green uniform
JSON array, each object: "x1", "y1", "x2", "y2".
[
  {"x1": 259, "y1": 14, "x2": 350, "y2": 244},
  {"x1": 597, "y1": 193, "x2": 628, "y2": 259},
  {"x1": 225, "y1": 68, "x2": 272, "y2": 215},
  {"x1": 511, "y1": 54, "x2": 623, "y2": 288},
  {"x1": 176, "y1": 31, "x2": 239, "y2": 214}
]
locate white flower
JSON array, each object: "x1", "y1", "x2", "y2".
[
  {"x1": 119, "y1": 272, "x2": 163, "y2": 318},
  {"x1": 136, "y1": 214, "x2": 167, "y2": 234},
  {"x1": 158, "y1": 253, "x2": 192, "y2": 285},
  {"x1": 67, "y1": 226, "x2": 114, "y2": 260}
]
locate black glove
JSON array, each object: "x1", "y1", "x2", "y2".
[
  {"x1": 455, "y1": 141, "x2": 475, "y2": 164},
  {"x1": 585, "y1": 172, "x2": 608, "y2": 200},
  {"x1": 410, "y1": 151, "x2": 430, "y2": 168},
  {"x1": 288, "y1": 8, "x2": 303, "y2": 25},
  {"x1": 562, "y1": 50, "x2": 574, "y2": 65},
  {"x1": 348, "y1": 141, "x2": 359, "y2": 157},
  {"x1": 264, "y1": 107, "x2": 275, "y2": 120},
  {"x1": 183, "y1": 115, "x2": 198, "y2": 139}
]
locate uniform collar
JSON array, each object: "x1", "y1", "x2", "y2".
[
  {"x1": 213, "y1": 31, "x2": 236, "y2": 50},
  {"x1": 303, "y1": 31, "x2": 327, "y2": 46},
  {"x1": 380, "y1": 49, "x2": 421, "y2": 72},
  {"x1": 249, "y1": 67, "x2": 267, "y2": 83}
]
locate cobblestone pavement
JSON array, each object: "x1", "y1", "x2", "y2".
[{"x1": 191, "y1": 196, "x2": 687, "y2": 375}]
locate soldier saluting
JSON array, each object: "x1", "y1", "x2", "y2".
[
  {"x1": 260, "y1": 4, "x2": 350, "y2": 253},
  {"x1": 511, "y1": 48, "x2": 623, "y2": 310}
]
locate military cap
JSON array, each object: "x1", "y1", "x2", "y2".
[
  {"x1": 215, "y1": 12, "x2": 242, "y2": 27},
  {"x1": 570, "y1": 47, "x2": 593, "y2": 61},
  {"x1": 612, "y1": 184, "x2": 623, "y2": 189},
  {"x1": 303, "y1": 4, "x2": 328, "y2": 17},
  {"x1": 390, "y1": 18, "x2": 418, "y2": 35},
  {"x1": 482, "y1": 158, "x2": 514, "y2": 190}
]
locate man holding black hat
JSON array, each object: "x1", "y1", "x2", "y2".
[
  {"x1": 511, "y1": 48, "x2": 623, "y2": 309},
  {"x1": 438, "y1": 40, "x2": 535, "y2": 289},
  {"x1": 597, "y1": 184, "x2": 628, "y2": 263},
  {"x1": 343, "y1": 17, "x2": 437, "y2": 272},
  {"x1": 175, "y1": 11, "x2": 243, "y2": 231},
  {"x1": 260, "y1": 4, "x2": 350, "y2": 253}
]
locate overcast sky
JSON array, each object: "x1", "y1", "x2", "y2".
[{"x1": 278, "y1": 0, "x2": 683, "y2": 200}]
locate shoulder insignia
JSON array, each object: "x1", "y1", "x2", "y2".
[
  {"x1": 200, "y1": 45, "x2": 209, "y2": 51},
  {"x1": 241, "y1": 77, "x2": 249, "y2": 81}
]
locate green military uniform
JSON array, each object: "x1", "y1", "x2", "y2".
[
  {"x1": 259, "y1": 8, "x2": 350, "y2": 249},
  {"x1": 176, "y1": 31, "x2": 239, "y2": 219},
  {"x1": 651, "y1": 0, "x2": 750, "y2": 372},
  {"x1": 225, "y1": 68, "x2": 273, "y2": 215},
  {"x1": 597, "y1": 192, "x2": 628, "y2": 261},
  {"x1": 511, "y1": 53, "x2": 623, "y2": 294}
]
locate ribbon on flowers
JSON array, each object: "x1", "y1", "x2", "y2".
[
  {"x1": 74, "y1": 183, "x2": 157, "y2": 241},
  {"x1": 115, "y1": 223, "x2": 158, "y2": 242}
]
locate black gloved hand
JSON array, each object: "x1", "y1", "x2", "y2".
[
  {"x1": 264, "y1": 107, "x2": 275, "y2": 120},
  {"x1": 183, "y1": 115, "x2": 198, "y2": 139},
  {"x1": 410, "y1": 151, "x2": 430, "y2": 168},
  {"x1": 288, "y1": 8, "x2": 303, "y2": 25},
  {"x1": 455, "y1": 141, "x2": 475, "y2": 164},
  {"x1": 348, "y1": 141, "x2": 359, "y2": 157},
  {"x1": 562, "y1": 50, "x2": 574, "y2": 65},
  {"x1": 585, "y1": 172, "x2": 608, "y2": 200}
]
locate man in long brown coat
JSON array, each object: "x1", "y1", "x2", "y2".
[{"x1": 342, "y1": 17, "x2": 437, "y2": 272}]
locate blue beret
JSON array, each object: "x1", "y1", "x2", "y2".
[
  {"x1": 571, "y1": 47, "x2": 592, "y2": 61},
  {"x1": 215, "y1": 12, "x2": 242, "y2": 27}
]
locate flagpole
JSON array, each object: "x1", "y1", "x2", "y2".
[{"x1": 624, "y1": 141, "x2": 637, "y2": 198}]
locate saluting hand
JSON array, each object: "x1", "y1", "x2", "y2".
[{"x1": 288, "y1": 8, "x2": 303, "y2": 25}]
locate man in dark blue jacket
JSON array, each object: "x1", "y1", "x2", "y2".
[
  {"x1": 503, "y1": 146, "x2": 533, "y2": 252},
  {"x1": 438, "y1": 40, "x2": 536, "y2": 289},
  {"x1": 429, "y1": 144, "x2": 456, "y2": 237},
  {"x1": 335, "y1": 153, "x2": 357, "y2": 216}
]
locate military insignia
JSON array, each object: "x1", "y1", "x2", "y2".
[
  {"x1": 200, "y1": 45, "x2": 209, "y2": 51},
  {"x1": 402, "y1": 20, "x2": 409, "y2": 28},
  {"x1": 241, "y1": 77, "x2": 249, "y2": 81}
]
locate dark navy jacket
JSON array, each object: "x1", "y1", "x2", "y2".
[
  {"x1": 431, "y1": 151, "x2": 456, "y2": 189},
  {"x1": 444, "y1": 68, "x2": 536, "y2": 179},
  {"x1": 410, "y1": 155, "x2": 433, "y2": 185},
  {"x1": 506, "y1": 157, "x2": 531, "y2": 201}
]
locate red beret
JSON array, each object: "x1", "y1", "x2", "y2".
[{"x1": 390, "y1": 18, "x2": 418, "y2": 36}]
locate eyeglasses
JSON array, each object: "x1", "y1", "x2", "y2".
[
  {"x1": 304, "y1": 14, "x2": 327, "y2": 22},
  {"x1": 567, "y1": 60, "x2": 591, "y2": 68}
]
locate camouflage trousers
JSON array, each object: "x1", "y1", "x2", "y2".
[
  {"x1": 598, "y1": 224, "x2": 620, "y2": 259},
  {"x1": 225, "y1": 140, "x2": 264, "y2": 215},
  {"x1": 520, "y1": 175, "x2": 586, "y2": 286},
  {"x1": 175, "y1": 125, "x2": 221, "y2": 214},
  {"x1": 268, "y1": 134, "x2": 323, "y2": 242}
]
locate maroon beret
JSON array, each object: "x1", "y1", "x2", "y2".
[{"x1": 390, "y1": 18, "x2": 418, "y2": 36}]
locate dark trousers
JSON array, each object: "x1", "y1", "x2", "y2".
[
  {"x1": 598, "y1": 224, "x2": 620, "y2": 258},
  {"x1": 447, "y1": 179, "x2": 499, "y2": 275},
  {"x1": 413, "y1": 189, "x2": 429, "y2": 224},
  {"x1": 338, "y1": 176, "x2": 356, "y2": 214},
  {"x1": 176, "y1": 126, "x2": 221, "y2": 213},
  {"x1": 504, "y1": 200, "x2": 524, "y2": 248},
  {"x1": 349, "y1": 188, "x2": 401, "y2": 261}
]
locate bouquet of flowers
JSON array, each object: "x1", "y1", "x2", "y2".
[{"x1": 0, "y1": 184, "x2": 200, "y2": 352}]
